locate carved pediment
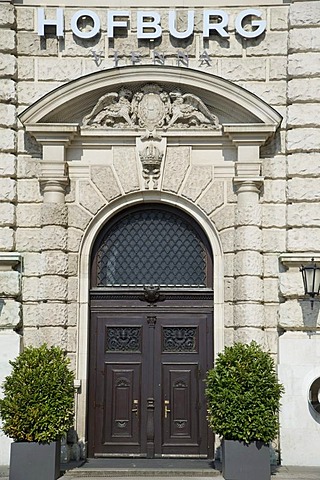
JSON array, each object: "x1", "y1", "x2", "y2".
[{"x1": 82, "y1": 84, "x2": 221, "y2": 132}]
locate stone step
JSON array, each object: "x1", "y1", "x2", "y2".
[{"x1": 63, "y1": 468, "x2": 221, "y2": 478}]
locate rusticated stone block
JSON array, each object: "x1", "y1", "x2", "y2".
[
  {"x1": 0, "y1": 227, "x2": 14, "y2": 251},
  {"x1": 262, "y1": 156, "x2": 286, "y2": 179},
  {"x1": 234, "y1": 303, "x2": 264, "y2": 327},
  {"x1": 91, "y1": 166, "x2": 121, "y2": 202},
  {"x1": 264, "y1": 304, "x2": 279, "y2": 328},
  {"x1": 210, "y1": 204, "x2": 235, "y2": 232},
  {"x1": 263, "y1": 179, "x2": 286, "y2": 203},
  {"x1": 68, "y1": 277, "x2": 78, "y2": 302},
  {"x1": 262, "y1": 204, "x2": 286, "y2": 228},
  {"x1": 270, "y1": 7, "x2": 289, "y2": 31},
  {"x1": 41, "y1": 251, "x2": 68, "y2": 276},
  {"x1": 224, "y1": 303, "x2": 234, "y2": 328},
  {"x1": 17, "y1": 32, "x2": 58, "y2": 56},
  {"x1": 41, "y1": 226, "x2": 67, "y2": 251},
  {"x1": 234, "y1": 276, "x2": 263, "y2": 302},
  {"x1": 203, "y1": 35, "x2": 242, "y2": 57},
  {"x1": 17, "y1": 81, "x2": 62, "y2": 106},
  {"x1": 68, "y1": 254, "x2": 78, "y2": 276},
  {"x1": 288, "y1": 178, "x2": 320, "y2": 202},
  {"x1": 288, "y1": 204, "x2": 320, "y2": 227},
  {"x1": 22, "y1": 277, "x2": 40, "y2": 301},
  {"x1": 265, "y1": 329, "x2": 278, "y2": 355},
  {"x1": 288, "y1": 53, "x2": 320, "y2": 78},
  {"x1": 224, "y1": 327, "x2": 234, "y2": 347},
  {"x1": 247, "y1": 32, "x2": 288, "y2": 56},
  {"x1": 288, "y1": 78, "x2": 320, "y2": 103},
  {"x1": 224, "y1": 277, "x2": 234, "y2": 303},
  {"x1": 0, "y1": 104, "x2": 16, "y2": 129},
  {"x1": 287, "y1": 128, "x2": 319, "y2": 152},
  {"x1": 279, "y1": 270, "x2": 304, "y2": 298},
  {"x1": 41, "y1": 204, "x2": 68, "y2": 226},
  {"x1": 262, "y1": 229, "x2": 286, "y2": 253},
  {"x1": 0, "y1": 79, "x2": 16, "y2": 102},
  {"x1": 16, "y1": 204, "x2": 41, "y2": 227},
  {"x1": 38, "y1": 58, "x2": 83, "y2": 82},
  {"x1": 68, "y1": 205, "x2": 92, "y2": 231},
  {"x1": 220, "y1": 229, "x2": 235, "y2": 254},
  {"x1": 0, "y1": 300, "x2": 21, "y2": 328},
  {"x1": 67, "y1": 327, "x2": 77, "y2": 352},
  {"x1": 264, "y1": 278, "x2": 280, "y2": 303},
  {"x1": 78, "y1": 181, "x2": 105, "y2": 215},
  {"x1": 68, "y1": 227, "x2": 83, "y2": 253},
  {"x1": 241, "y1": 81, "x2": 286, "y2": 106},
  {"x1": 0, "y1": 3, "x2": 15, "y2": 27},
  {"x1": 0, "y1": 53, "x2": 16, "y2": 77},
  {"x1": 16, "y1": 7, "x2": 35, "y2": 31},
  {"x1": 23, "y1": 302, "x2": 68, "y2": 327},
  {"x1": 235, "y1": 226, "x2": 262, "y2": 251},
  {"x1": 233, "y1": 327, "x2": 266, "y2": 348},
  {"x1": 182, "y1": 165, "x2": 212, "y2": 202},
  {"x1": 162, "y1": 146, "x2": 190, "y2": 193},
  {"x1": 17, "y1": 179, "x2": 41, "y2": 203},
  {"x1": 23, "y1": 252, "x2": 41, "y2": 276},
  {"x1": 113, "y1": 147, "x2": 140, "y2": 194},
  {"x1": 289, "y1": 28, "x2": 320, "y2": 53},
  {"x1": 0, "y1": 203, "x2": 14, "y2": 227},
  {"x1": 235, "y1": 204, "x2": 262, "y2": 227},
  {"x1": 40, "y1": 275, "x2": 68, "y2": 301},
  {"x1": 0, "y1": 129, "x2": 16, "y2": 153},
  {"x1": 221, "y1": 57, "x2": 266, "y2": 81},
  {"x1": 16, "y1": 227, "x2": 41, "y2": 252},
  {"x1": 68, "y1": 303, "x2": 77, "y2": 327},
  {"x1": 0, "y1": 271, "x2": 20, "y2": 297},
  {"x1": 290, "y1": 2, "x2": 320, "y2": 27},
  {"x1": 288, "y1": 104, "x2": 320, "y2": 128},
  {"x1": 287, "y1": 228, "x2": 320, "y2": 252},
  {"x1": 269, "y1": 57, "x2": 287, "y2": 81},
  {"x1": 264, "y1": 255, "x2": 280, "y2": 278},
  {"x1": 17, "y1": 57, "x2": 35, "y2": 81},
  {"x1": 288, "y1": 153, "x2": 320, "y2": 177},
  {"x1": 0, "y1": 153, "x2": 15, "y2": 177},
  {"x1": 198, "y1": 181, "x2": 224, "y2": 215},
  {"x1": 234, "y1": 251, "x2": 263, "y2": 277},
  {"x1": 224, "y1": 253, "x2": 234, "y2": 277},
  {"x1": 23, "y1": 326, "x2": 68, "y2": 349},
  {"x1": 17, "y1": 155, "x2": 40, "y2": 178},
  {"x1": 279, "y1": 300, "x2": 320, "y2": 330}
]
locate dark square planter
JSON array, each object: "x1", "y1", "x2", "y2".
[
  {"x1": 9, "y1": 441, "x2": 60, "y2": 480},
  {"x1": 222, "y1": 439, "x2": 270, "y2": 480}
]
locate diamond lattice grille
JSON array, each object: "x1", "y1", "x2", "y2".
[{"x1": 96, "y1": 209, "x2": 207, "y2": 287}]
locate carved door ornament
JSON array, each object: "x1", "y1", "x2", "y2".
[{"x1": 82, "y1": 83, "x2": 221, "y2": 133}]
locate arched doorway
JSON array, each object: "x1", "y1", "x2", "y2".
[{"x1": 88, "y1": 204, "x2": 214, "y2": 458}]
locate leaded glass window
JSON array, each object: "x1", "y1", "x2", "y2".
[{"x1": 95, "y1": 207, "x2": 209, "y2": 287}]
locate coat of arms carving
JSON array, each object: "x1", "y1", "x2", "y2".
[{"x1": 82, "y1": 84, "x2": 221, "y2": 132}]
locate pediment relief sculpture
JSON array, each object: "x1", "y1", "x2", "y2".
[{"x1": 82, "y1": 84, "x2": 221, "y2": 132}]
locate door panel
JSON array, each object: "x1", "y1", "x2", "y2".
[
  {"x1": 104, "y1": 364, "x2": 141, "y2": 446},
  {"x1": 88, "y1": 308, "x2": 213, "y2": 458}
]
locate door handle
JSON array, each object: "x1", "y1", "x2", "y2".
[
  {"x1": 132, "y1": 399, "x2": 139, "y2": 417},
  {"x1": 164, "y1": 400, "x2": 171, "y2": 419}
]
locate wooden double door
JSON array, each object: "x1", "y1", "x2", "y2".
[{"x1": 88, "y1": 296, "x2": 213, "y2": 458}]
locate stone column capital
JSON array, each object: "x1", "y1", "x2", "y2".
[
  {"x1": 40, "y1": 177, "x2": 69, "y2": 203},
  {"x1": 234, "y1": 177, "x2": 264, "y2": 195}
]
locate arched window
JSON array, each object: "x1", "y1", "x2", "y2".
[{"x1": 91, "y1": 205, "x2": 212, "y2": 288}]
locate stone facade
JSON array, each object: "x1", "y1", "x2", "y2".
[{"x1": 0, "y1": 0, "x2": 320, "y2": 467}]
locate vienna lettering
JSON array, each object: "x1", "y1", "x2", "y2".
[{"x1": 38, "y1": 8, "x2": 266, "y2": 40}]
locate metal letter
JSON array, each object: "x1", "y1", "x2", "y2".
[
  {"x1": 203, "y1": 10, "x2": 229, "y2": 38},
  {"x1": 177, "y1": 51, "x2": 189, "y2": 67},
  {"x1": 131, "y1": 51, "x2": 141, "y2": 65},
  {"x1": 168, "y1": 10, "x2": 194, "y2": 39},
  {"x1": 137, "y1": 11, "x2": 162, "y2": 39},
  {"x1": 235, "y1": 9, "x2": 266, "y2": 39},
  {"x1": 199, "y1": 50, "x2": 212, "y2": 67},
  {"x1": 71, "y1": 10, "x2": 100, "y2": 39},
  {"x1": 107, "y1": 11, "x2": 130, "y2": 38},
  {"x1": 153, "y1": 51, "x2": 165, "y2": 65},
  {"x1": 38, "y1": 7, "x2": 64, "y2": 38}
]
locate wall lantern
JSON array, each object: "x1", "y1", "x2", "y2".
[{"x1": 300, "y1": 258, "x2": 320, "y2": 309}]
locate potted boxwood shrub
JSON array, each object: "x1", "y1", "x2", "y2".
[
  {"x1": 0, "y1": 344, "x2": 75, "y2": 480},
  {"x1": 205, "y1": 341, "x2": 284, "y2": 480}
]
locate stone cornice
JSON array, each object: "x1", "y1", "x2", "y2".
[
  {"x1": 25, "y1": 123, "x2": 79, "y2": 145},
  {"x1": 0, "y1": 253, "x2": 22, "y2": 271},
  {"x1": 280, "y1": 254, "x2": 320, "y2": 268}
]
